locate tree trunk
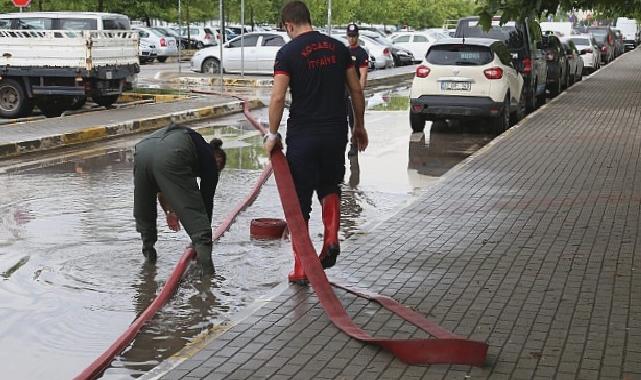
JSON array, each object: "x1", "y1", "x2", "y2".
[{"x1": 97, "y1": 0, "x2": 104, "y2": 12}]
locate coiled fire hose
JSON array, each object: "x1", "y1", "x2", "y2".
[{"x1": 75, "y1": 96, "x2": 487, "y2": 380}]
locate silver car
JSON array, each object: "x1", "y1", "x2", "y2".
[{"x1": 133, "y1": 26, "x2": 178, "y2": 63}]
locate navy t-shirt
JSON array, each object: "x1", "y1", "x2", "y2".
[
  {"x1": 348, "y1": 45, "x2": 369, "y2": 79},
  {"x1": 274, "y1": 31, "x2": 353, "y2": 136}
]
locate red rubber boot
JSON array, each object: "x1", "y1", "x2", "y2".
[
  {"x1": 288, "y1": 221, "x2": 309, "y2": 285},
  {"x1": 319, "y1": 193, "x2": 340, "y2": 269}
]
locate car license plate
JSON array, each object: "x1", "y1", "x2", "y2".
[{"x1": 441, "y1": 81, "x2": 471, "y2": 91}]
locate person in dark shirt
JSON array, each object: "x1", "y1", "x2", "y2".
[
  {"x1": 345, "y1": 23, "x2": 369, "y2": 157},
  {"x1": 264, "y1": 1, "x2": 368, "y2": 284},
  {"x1": 133, "y1": 123, "x2": 226, "y2": 274}
]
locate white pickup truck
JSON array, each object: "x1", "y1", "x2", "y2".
[{"x1": 0, "y1": 28, "x2": 139, "y2": 118}]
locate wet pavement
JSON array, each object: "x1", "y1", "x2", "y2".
[{"x1": 0, "y1": 85, "x2": 498, "y2": 379}]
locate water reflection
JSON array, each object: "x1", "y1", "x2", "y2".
[{"x1": 408, "y1": 128, "x2": 494, "y2": 178}]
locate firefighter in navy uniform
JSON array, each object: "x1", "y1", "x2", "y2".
[
  {"x1": 345, "y1": 23, "x2": 369, "y2": 157},
  {"x1": 264, "y1": 1, "x2": 368, "y2": 283}
]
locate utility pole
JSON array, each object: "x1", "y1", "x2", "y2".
[
  {"x1": 327, "y1": 0, "x2": 332, "y2": 36},
  {"x1": 241, "y1": 0, "x2": 245, "y2": 77},
  {"x1": 178, "y1": 0, "x2": 182, "y2": 73},
  {"x1": 219, "y1": 0, "x2": 224, "y2": 92}
]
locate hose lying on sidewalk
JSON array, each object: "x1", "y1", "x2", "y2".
[
  {"x1": 76, "y1": 94, "x2": 487, "y2": 379},
  {"x1": 74, "y1": 99, "x2": 273, "y2": 380}
]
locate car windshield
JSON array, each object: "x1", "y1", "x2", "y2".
[
  {"x1": 426, "y1": 44, "x2": 494, "y2": 65},
  {"x1": 570, "y1": 38, "x2": 590, "y2": 46},
  {"x1": 457, "y1": 21, "x2": 525, "y2": 50}
]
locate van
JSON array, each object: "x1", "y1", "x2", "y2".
[
  {"x1": 456, "y1": 16, "x2": 548, "y2": 113},
  {"x1": 615, "y1": 17, "x2": 639, "y2": 50},
  {"x1": 0, "y1": 12, "x2": 130, "y2": 31}
]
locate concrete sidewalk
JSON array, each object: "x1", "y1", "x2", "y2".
[
  {"x1": 157, "y1": 49, "x2": 641, "y2": 379},
  {"x1": 0, "y1": 95, "x2": 261, "y2": 159},
  {"x1": 157, "y1": 64, "x2": 417, "y2": 89}
]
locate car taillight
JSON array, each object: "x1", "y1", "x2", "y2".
[
  {"x1": 522, "y1": 57, "x2": 532, "y2": 74},
  {"x1": 600, "y1": 46, "x2": 607, "y2": 52},
  {"x1": 416, "y1": 65, "x2": 430, "y2": 78},
  {"x1": 484, "y1": 67, "x2": 503, "y2": 80},
  {"x1": 383, "y1": 48, "x2": 390, "y2": 56},
  {"x1": 545, "y1": 51, "x2": 557, "y2": 61},
  {"x1": 160, "y1": 37, "x2": 167, "y2": 47},
  {"x1": 205, "y1": 33, "x2": 212, "y2": 40}
]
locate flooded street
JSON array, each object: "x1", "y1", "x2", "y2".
[{"x1": 0, "y1": 85, "x2": 496, "y2": 379}]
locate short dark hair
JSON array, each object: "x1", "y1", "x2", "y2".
[
  {"x1": 210, "y1": 138, "x2": 226, "y2": 170},
  {"x1": 281, "y1": 1, "x2": 312, "y2": 26}
]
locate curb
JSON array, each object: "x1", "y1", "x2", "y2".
[
  {"x1": 0, "y1": 99, "x2": 264, "y2": 159},
  {"x1": 171, "y1": 69, "x2": 416, "y2": 89}
]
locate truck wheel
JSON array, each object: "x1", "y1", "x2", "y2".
[
  {"x1": 157, "y1": 56, "x2": 168, "y2": 63},
  {"x1": 70, "y1": 96, "x2": 87, "y2": 111},
  {"x1": 409, "y1": 111, "x2": 425, "y2": 133},
  {"x1": 93, "y1": 95, "x2": 119, "y2": 108},
  {"x1": 36, "y1": 96, "x2": 74, "y2": 118},
  {"x1": 0, "y1": 78, "x2": 33, "y2": 118}
]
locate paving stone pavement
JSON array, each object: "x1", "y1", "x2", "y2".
[{"x1": 161, "y1": 49, "x2": 641, "y2": 379}]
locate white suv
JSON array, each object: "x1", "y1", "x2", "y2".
[{"x1": 409, "y1": 38, "x2": 525, "y2": 134}]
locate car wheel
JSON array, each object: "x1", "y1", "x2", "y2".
[
  {"x1": 511, "y1": 91, "x2": 526, "y2": 125},
  {"x1": 492, "y1": 95, "x2": 510, "y2": 134},
  {"x1": 201, "y1": 57, "x2": 220, "y2": 74},
  {"x1": 157, "y1": 56, "x2": 168, "y2": 63},
  {"x1": 568, "y1": 71, "x2": 575, "y2": 86},
  {"x1": 536, "y1": 85, "x2": 546, "y2": 108},
  {"x1": 0, "y1": 78, "x2": 33, "y2": 118},
  {"x1": 431, "y1": 119, "x2": 447, "y2": 131},
  {"x1": 525, "y1": 85, "x2": 536, "y2": 113},
  {"x1": 92, "y1": 94, "x2": 119, "y2": 108},
  {"x1": 549, "y1": 78, "x2": 561, "y2": 97},
  {"x1": 409, "y1": 111, "x2": 425, "y2": 133}
]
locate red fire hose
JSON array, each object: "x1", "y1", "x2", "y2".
[{"x1": 76, "y1": 96, "x2": 487, "y2": 379}]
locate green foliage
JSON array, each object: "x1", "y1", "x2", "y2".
[
  {"x1": 476, "y1": 0, "x2": 641, "y2": 29},
  {"x1": 4, "y1": 0, "x2": 476, "y2": 29}
]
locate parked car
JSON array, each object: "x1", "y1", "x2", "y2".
[
  {"x1": 456, "y1": 16, "x2": 548, "y2": 113},
  {"x1": 132, "y1": 26, "x2": 177, "y2": 62},
  {"x1": 154, "y1": 27, "x2": 198, "y2": 49},
  {"x1": 542, "y1": 34, "x2": 568, "y2": 97},
  {"x1": 568, "y1": 34, "x2": 600, "y2": 73},
  {"x1": 336, "y1": 34, "x2": 394, "y2": 69},
  {"x1": 191, "y1": 31, "x2": 288, "y2": 74},
  {"x1": 361, "y1": 30, "x2": 414, "y2": 66},
  {"x1": 391, "y1": 30, "x2": 447, "y2": 63},
  {"x1": 409, "y1": 38, "x2": 525, "y2": 134},
  {"x1": 611, "y1": 28, "x2": 625, "y2": 56},
  {"x1": 137, "y1": 30, "x2": 157, "y2": 64},
  {"x1": 181, "y1": 26, "x2": 216, "y2": 48},
  {"x1": 560, "y1": 38, "x2": 583, "y2": 84},
  {"x1": 588, "y1": 27, "x2": 616, "y2": 64}
]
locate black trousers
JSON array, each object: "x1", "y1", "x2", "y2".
[{"x1": 286, "y1": 133, "x2": 348, "y2": 220}]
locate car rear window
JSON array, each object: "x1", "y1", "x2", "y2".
[
  {"x1": 426, "y1": 45, "x2": 493, "y2": 65},
  {"x1": 456, "y1": 20, "x2": 525, "y2": 50},
  {"x1": 570, "y1": 38, "x2": 590, "y2": 45}
]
